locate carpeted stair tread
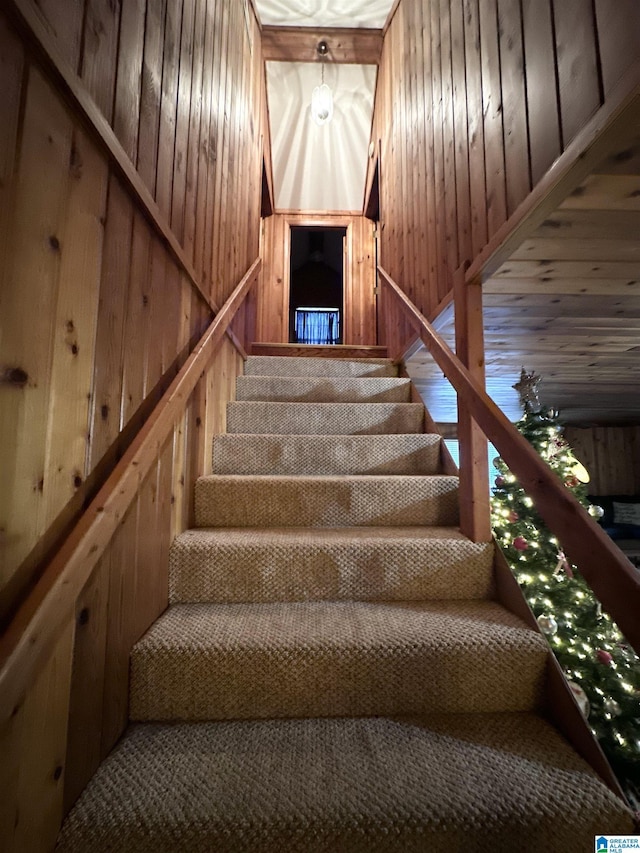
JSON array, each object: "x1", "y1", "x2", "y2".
[
  {"x1": 169, "y1": 527, "x2": 495, "y2": 603},
  {"x1": 226, "y1": 401, "x2": 424, "y2": 435},
  {"x1": 56, "y1": 714, "x2": 634, "y2": 853},
  {"x1": 212, "y1": 433, "x2": 443, "y2": 475},
  {"x1": 195, "y1": 474, "x2": 459, "y2": 528},
  {"x1": 245, "y1": 355, "x2": 398, "y2": 377},
  {"x1": 129, "y1": 600, "x2": 548, "y2": 720},
  {"x1": 236, "y1": 375, "x2": 411, "y2": 403}
]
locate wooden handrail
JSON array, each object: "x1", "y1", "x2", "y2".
[
  {"x1": 0, "y1": 258, "x2": 261, "y2": 724},
  {"x1": 378, "y1": 265, "x2": 640, "y2": 655}
]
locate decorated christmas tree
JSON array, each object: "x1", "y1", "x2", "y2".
[{"x1": 491, "y1": 368, "x2": 640, "y2": 795}]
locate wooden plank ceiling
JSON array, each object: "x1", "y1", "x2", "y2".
[{"x1": 407, "y1": 125, "x2": 640, "y2": 428}]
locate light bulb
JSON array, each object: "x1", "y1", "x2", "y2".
[{"x1": 311, "y1": 83, "x2": 333, "y2": 125}]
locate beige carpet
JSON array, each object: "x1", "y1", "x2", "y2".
[
  {"x1": 56, "y1": 714, "x2": 634, "y2": 853},
  {"x1": 244, "y1": 355, "x2": 398, "y2": 377},
  {"x1": 57, "y1": 354, "x2": 634, "y2": 850},
  {"x1": 236, "y1": 375, "x2": 412, "y2": 403},
  {"x1": 169, "y1": 527, "x2": 495, "y2": 603},
  {"x1": 129, "y1": 599, "x2": 549, "y2": 721},
  {"x1": 226, "y1": 401, "x2": 424, "y2": 434},
  {"x1": 211, "y1": 433, "x2": 442, "y2": 475},
  {"x1": 195, "y1": 474, "x2": 460, "y2": 527}
]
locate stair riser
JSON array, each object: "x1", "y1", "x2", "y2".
[
  {"x1": 244, "y1": 356, "x2": 398, "y2": 377},
  {"x1": 195, "y1": 477, "x2": 459, "y2": 528},
  {"x1": 169, "y1": 538, "x2": 495, "y2": 603},
  {"x1": 130, "y1": 646, "x2": 547, "y2": 721},
  {"x1": 235, "y1": 376, "x2": 411, "y2": 403},
  {"x1": 212, "y1": 434, "x2": 442, "y2": 475},
  {"x1": 226, "y1": 402, "x2": 424, "y2": 435}
]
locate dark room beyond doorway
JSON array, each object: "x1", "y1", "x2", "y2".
[{"x1": 289, "y1": 227, "x2": 345, "y2": 345}]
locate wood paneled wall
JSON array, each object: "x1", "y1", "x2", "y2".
[
  {"x1": 1, "y1": 338, "x2": 244, "y2": 853},
  {"x1": 372, "y1": 0, "x2": 640, "y2": 320},
  {"x1": 0, "y1": 0, "x2": 264, "y2": 619},
  {"x1": 565, "y1": 426, "x2": 640, "y2": 496},
  {"x1": 0, "y1": 0, "x2": 263, "y2": 848},
  {"x1": 257, "y1": 213, "x2": 376, "y2": 345}
]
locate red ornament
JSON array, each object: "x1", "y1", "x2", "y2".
[
  {"x1": 565, "y1": 476, "x2": 579, "y2": 488},
  {"x1": 495, "y1": 476, "x2": 506, "y2": 488},
  {"x1": 508, "y1": 511, "x2": 519, "y2": 523},
  {"x1": 513, "y1": 536, "x2": 528, "y2": 551},
  {"x1": 596, "y1": 649, "x2": 613, "y2": 666}
]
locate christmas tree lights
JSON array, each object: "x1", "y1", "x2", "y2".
[{"x1": 491, "y1": 369, "x2": 640, "y2": 795}]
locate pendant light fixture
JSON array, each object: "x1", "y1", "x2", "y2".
[{"x1": 311, "y1": 41, "x2": 333, "y2": 126}]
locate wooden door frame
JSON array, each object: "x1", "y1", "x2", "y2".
[{"x1": 283, "y1": 213, "x2": 353, "y2": 345}]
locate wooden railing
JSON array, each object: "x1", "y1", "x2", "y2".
[
  {"x1": 0, "y1": 257, "x2": 261, "y2": 726},
  {"x1": 378, "y1": 265, "x2": 640, "y2": 656}
]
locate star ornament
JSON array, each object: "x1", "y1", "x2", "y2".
[{"x1": 513, "y1": 367, "x2": 541, "y2": 412}]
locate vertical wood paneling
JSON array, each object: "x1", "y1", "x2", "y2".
[
  {"x1": 88, "y1": 176, "x2": 133, "y2": 470},
  {"x1": 1, "y1": 0, "x2": 264, "y2": 847},
  {"x1": 552, "y1": 0, "x2": 601, "y2": 145},
  {"x1": 450, "y1": 0, "x2": 471, "y2": 266},
  {"x1": 0, "y1": 68, "x2": 73, "y2": 588},
  {"x1": 121, "y1": 212, "x2": 152, "y2": 426},
  {"x1": 396, "y1": 5, "x2": 409, "y2": 297},
  {"x1": 194, "y1": 0, "x2": 218, "y2": 288},
  {"x1": 43, "y1": 127, "x2": 107, "y2": 530},
  {"x1": 521, "y1": 0, "x2": 561, "y2": 185},
  {"x1": 213, "y1": 0, "x2": 237, "y2": 306},
  {"x1": 374, "y1": 0, "x2": 627, "y2": 324},
  {"x1": 413, "y1": 2, "x2": 429, "y2": 305},
  {"x1": 209, "y1": 0, "x2": 231, "y2": 304},
  {"x1": 439, "y1": 0, "x2": 459, "y2": 278},
  {"x1": 463, "y1": 0, "x2": 488, "y2": 257},
  {"x1": 156, "y1": 0, "x2": 182, "y2": 221},
  {"x1": 0, "y1": 710, "x2": 20, "y2": 846},
  {"x1": 200, "y1": 0, "x2": 225, "y2": 295},
  {"x1": 99, "y1": 507, "x2": 138, "y2": 755},
  {"x1": 422, "y1": 6, "x2": 438, "y2": 307},
  {"x1": 170, "y1": 0, "x2": 195, "y2": 241},
  {"x1": 64, "y1": 556, "x2": 110, "y2": 812},
  {"x1": 80, "y1": 0, "x2": 121, "y2": 122},
  {"x1": 112, "y1": 0, "x2": 145, "y2": 162},
  {"x1": 430, "y1": 1, "x2": 448, "y2": 302},
  {"x1": 146, "y1": 237, "x2": 169, "y2": 394},
  {"x1": 8, "y1": 623, "x2": 74, "y2": 853},
  {"x1": 497, "y1": 0, "x2": 530, "y2": 215},
  {"x1": 137, "y1": 0, "x2": 167, "y2": 196},
  {"x1": 257, "y1": 213, "x2": 286, "y2": 342},
  {"x1": 31, "y1": 0, "x2": 84, "y2": 70},
  {"x1": 135, "y1": 460, "x2": 163, "y2": 632},
  {"x1": 480, "y1": 0, "x2": 507, "y2": 239},
  {"x1": 565, "y1": 426, "x2": 640, "y2": 496},
  {"x1": 594, "y1": 0, "x2": 640, "y2": 97},
  {"x1": 183, "y1": 0, "x2": 206, "y2": 263}
]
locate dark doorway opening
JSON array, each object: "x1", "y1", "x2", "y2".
[{"x1": 289, "y1": 227, "x2": 345, "y2": 344}]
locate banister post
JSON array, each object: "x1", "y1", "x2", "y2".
[{"x1": 454, "y1": 264, "x2": 492, "y2": 542}]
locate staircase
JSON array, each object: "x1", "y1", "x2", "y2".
[{"x1": 57, "y1": 354, "x2": 633, "y2": 851}]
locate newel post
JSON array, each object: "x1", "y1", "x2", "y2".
[{"x1": 453, "y1": 264, "x2": 492, "y2": 542}]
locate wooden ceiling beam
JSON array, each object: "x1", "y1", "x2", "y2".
[{"x1": 262, "y1": 26, "x2": 383, "y2": 65}]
